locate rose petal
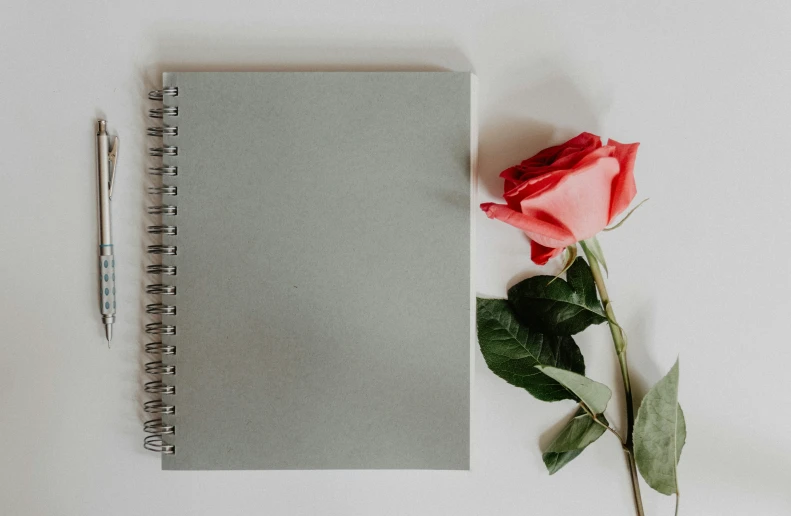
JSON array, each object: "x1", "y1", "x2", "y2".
[
  {"x1": 526, "y1": 134, "x2": 602, "y2": 171},
  {"x1": 480, "y1": 202, "x2": 576, "y2": 248},
  {"x1": 499, "y1": 166, "x2": 521, "y2": 194},
  {"x1": 504, "y1": 146, "x2": 616, "y2": 208},
  {"x1": 607, "y1": 139, "x2": 639, "y2": 223},
  {"x1": 504, "y1": 133, "x2": 603, "y2": 184},
  {"x1": 530, "y1": 241, "x2": 565, "y2": 265},
  {"x1": 521, "y1": 132, "x2": 601, "y2": 168},
  {"x1": 520, "y1": 156, "x2": 620, "y2": 242}
]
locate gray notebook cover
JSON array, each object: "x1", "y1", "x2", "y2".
[{"x1": 157, "y1": 72, "x2": 475, "y2": 470}]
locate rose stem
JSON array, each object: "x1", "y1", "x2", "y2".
[{"x1": 581, "y1": 241, "x2": 645, "y2": 516}]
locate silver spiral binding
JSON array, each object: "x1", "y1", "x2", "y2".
[
  {"x1": 147, "y1": 264, "x2": 177, "y2": 275},
  {"x1": 149, "y1": 146, "x2": 178, "y2": 157},
  {"x1": 146, "y1": 303, "x2": 176, "y2": 316},
  {"x1": 144, "y1": 435, "x2": 175, "y2": 454},
  {"x1": 145, "y1": 380, "x2": 176, "y2": 395},
  {"x1": 147, "y1": 205, "x2": 177, "y2": 216},
  {"x1": 147, "y1": 126, "x2": 178, "y2": 137},
  {"x1": 146, "y1": 322, "x2": 176, "y2": 335},
  {"x1": 148, "y1": 87, "x2": 178, "y2": 101},
  {"x1": 145, "y1": 361, "x2": 176, "y2": 375},
  {"x1": 149, "y1": 106, "x2": 178, "y2": 118},
  {"x1": 148, "y1": 166, "x2": 177, "y2": 176},
  {"x1": 148, "y1": 245, "x2": 177, "y2": 255},
  {"x1": 148, "y1": 186, "x2": 177, "y2": 195},
  {"x1": 145, "y1": 342, "x2": 176, "y2": 354},
  {"x1": 147, "y1": 225, "x2": 177, "y2": 235},
  {"x1": 144, "y1": 86, "x2": 179, "y2": 455},
  {"x1": 144, "y1": 418, "x2": 175, "y2": 434},
  {"x1": 144, "y1": 400, "x2": 175, "y2": 415},
  {"x1": 146, "y1": 284, "x2": 176, "y2": 295}
]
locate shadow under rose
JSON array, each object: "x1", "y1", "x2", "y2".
[
  {"x1": 478, "y1": 116, "x2": 557, "y2": 199},
  {"x1": 477, "y1": 72, "x2": 605, "y2": 200}
]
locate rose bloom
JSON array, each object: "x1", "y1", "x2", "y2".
[{"x1": 481, "y1": 132, "x2": 639, "y2": 265}]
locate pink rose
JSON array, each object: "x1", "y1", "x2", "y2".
[{"x1": 481, "y1": 132, "x2": 639, "y2": 265}]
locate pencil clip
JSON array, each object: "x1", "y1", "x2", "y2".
[{"x1": 108, "y1": 136, "x2": 119, "y2": 199}]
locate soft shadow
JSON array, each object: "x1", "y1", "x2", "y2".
[
  {"x1": 88, "y1": 117, "x2": 103, "y2": 336},
  {"x1": 477, "y1": 73, "x2": 604, "y2": 199},
  {"x1": 690, "y1": 416, "x2": 791, "y2": 507},
  {"x1": 624, "y1": 299, "x2": 662, "y2": 407},
  {"x1": 478, "y1": 116, "x2": 556, "y2": 199},
  {"x1": 142, "y1": 30, "x2": 473, "y2": 76}
]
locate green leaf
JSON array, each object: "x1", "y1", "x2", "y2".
[
  {"x1": 536, "y1": 366, "x2": 612, "y2": 414},
  {"x1": 476, "y1": 298, "x2": 585, "y2": 402},
  {"x1": 543, "y1": 407, "x2": 609, "y2": 475},
  {"x1": 507, "y1": 257, "x2": 607, "y2": 336},
  {"x1": 634, "y1": 359, "x2": 686, "y2": 496}
]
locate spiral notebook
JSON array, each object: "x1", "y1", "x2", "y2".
[{"x1": 143, "y1": 72, "x2": 476, "y2": 470}]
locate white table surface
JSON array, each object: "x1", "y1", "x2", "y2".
[{"x1": 2, "y1": 1, "x2": 790, "y2": 514}]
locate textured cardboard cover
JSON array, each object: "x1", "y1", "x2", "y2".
[{"x1": 158, "y1": 72, "x2": 473, "y2": 470}]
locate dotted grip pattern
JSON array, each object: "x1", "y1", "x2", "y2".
[{"x1": 100, "y1": 254, "x2": 116, "y2": 314}]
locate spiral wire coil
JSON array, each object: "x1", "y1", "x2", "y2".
[
  {"x1": 149, "y1": 166, "x2": 177, "y2": 176},
  {"x1": 148, "y1": 205, "x2": 177, "y2": 216},
  {"x1": 147, "y1": 225, "x2": 177, "y2": 236},
  {"x1": 144, "y1": 86, "x2": 179, "y2": 455},
  {"x1": 148, "y1": 186, "x2": 178, "y2": 196},
  {"x1": 147, "y1": 264, "x2": 177, "y2": 275}
]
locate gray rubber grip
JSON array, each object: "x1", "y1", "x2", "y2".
[{"x1": 100, "y1": 254, "x2": 116, "y2": 314}]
